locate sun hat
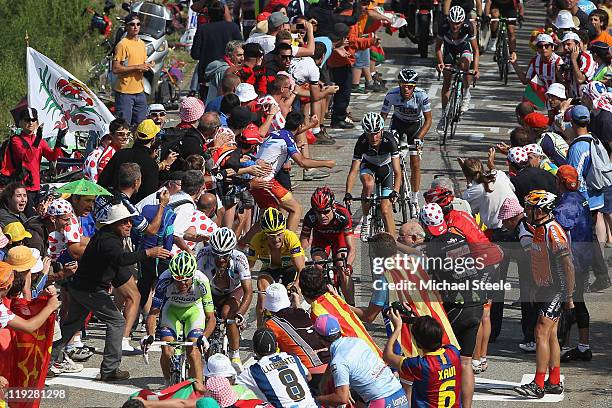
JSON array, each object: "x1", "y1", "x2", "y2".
[
  {"x1": 204, "y1": 354, "x2": 237, "y2": 378},
  {"x1": 535, "y1": 33, "x2": 554, "y2": 45},
  {"x1": 0, "y1": 262, "x2": 14, "y2": 291},
  {"x1": 30, "y1": 248, "x2": 44, "y2": 274},
  {"x1": 498, "y1": 197, "x2": 525, "y2": 221},
  {"x1": 313, "y1": 314, "x2": 342, "y2": 337},
  {"x1": 264, "y1": 283, "x2": 291, "y2": 312},
  {"x1": 524, "y1": 143, "x2": 544, "y2": 156},
  {"x1": 17, "y1": 107, "x2": 38, "y2": 123},
  {"x1": 136, "y1": 119, "x2": 161, "y2": 140},
  {"x1": 557, "y1": 165, "x2": 579, "y2": 191},
  {"x1": 47, "y1": 198, "x2": 73, "y2": 216},
  {"x1": 419, "y1": 203, "x2": 448, "y2": 236},
  {"x1": 148, "y1": 104, "x2": 166, "y2": 113},
  {"x1": 561, "y1": 31, "x2": 581, "y2": 43},
  {"x1": 235, "y1": 83, "x2": 258, "y2": 103},
  {"x1": 180, "y1": 97, "x2": 205, "y2": 123},
  {"x1": 98, "y1": 203, "x2": 135, "y2": 225},
  {"x1": 6, "y1": 245, "x2": 37, "y2": 272},
  {"x1": 507, "y1": 146, "x2": 529, "y2": 166},
  {"x1": 545, "y1": 83, "x2": 567, "y2": 99},
  {"x1": 268, "y1": 11, "x2": 289, "y2": 28},
  {"x1": 3, "y1": 222, "x2": 32, "y2": 243},
  {"x1": 554, "y1": 10, "x2": 576, "y2": 29},
  {"x1": 252, "y1": 328, "x2": 278, "y2": 355},
  {"x1": 205, "y1": 377, "x2": 238, "y2": 408}
]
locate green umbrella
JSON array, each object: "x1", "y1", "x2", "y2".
[{"x1": 56, "y1": 178, "x2": 112, "y2": 196}]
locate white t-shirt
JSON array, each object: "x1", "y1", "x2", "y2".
[
  {"x1": 169, "y1": 191, "x2": 196, "y2": 238},
  {"x1": 289, "y1": 57, "x2": 320, "y2": 85},
  {"x1": 462, "y1": 170, "x2": 517, "y2": 229},
  {"x1": 0, "y1": 303, "x2": 15, "y2": 328},
  {"x1": 237, "y1": 352, "x2": 317, "y2": 408},
  {"x1": 246, "y1": 33, "x2": 276, "y2": 55}
]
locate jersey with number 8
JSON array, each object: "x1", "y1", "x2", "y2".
[{"x1": 237, "y1": 352, "x2": 317, "y2": 408}]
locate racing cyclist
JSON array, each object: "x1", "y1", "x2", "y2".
[
  {"x1": 142, "y1": 252, "x2": 215, "y2": 388},
  {"x1": 248, "y1": 208, "x2": 306, "y2": 327},
  {"x1": 197, "y1": 227, "x2": 253, "y2": 371},
  {"x1": 345, "y1": 112, "x2": 402, "y2": 240},
  {"x1": 484, "y1": 0, "x2": 523, "y2": 57},
  {"x1": 300, "y1": 187, "x2": 356, "y2": 305},
  {"x1": 380, "y1": 69, "x2": 433, "y2": 217},
  {"x1": 436, "y1": 5, "x2": 480, "y2": 132}
]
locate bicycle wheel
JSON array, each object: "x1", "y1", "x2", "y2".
[
  {"x1": 450, "y1": 83, "x2": 463, "y2": 140},
  {"x1": 495, "y1": 38, "x2": 504, "y2": 80},
  {"x1": 442, "y1": 90, "x2": 456, "y2": 145},
  {"x1": 398, "y1": 160, "x2": 409, "y2": 223},
  {"x1": 501, "y1": 35, "x2": 509, "y2": 85},
  {"x1": 169, "y1": 356, "x2": 182, "y2": 386}
]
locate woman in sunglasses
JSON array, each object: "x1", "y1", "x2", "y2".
[{"x1": 511, "y1": 33, "x2": 564, "y2": 91}]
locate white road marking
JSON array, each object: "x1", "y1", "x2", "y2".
[
  {"x1": 45, "y1": 368, "x2": 140, "y2": 395},
  {"x1": 366, "y1": 102, "x2": 383, "y2": 108}
]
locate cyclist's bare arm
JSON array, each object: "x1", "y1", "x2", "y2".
[
  {"x1": 146, "y1": 308, "x2": 161, "y2": 336},
  {"x1": 203, "y1": 310, "x2": 216, "y2": 338},
  {"x1": 345, "y1": 232, "x2": 356, "y2": 265},
  {"x1": 346, "y1": 159, "x2": 362, "y2": 195},
  {"x1": 471, "y1": 37, "x2": 480, "y2": 75},
  {"x1": 238, "y1": 279, "x2": 254, "y2": 317},
  {"x1": 292, "y1": 254, "x2": 306, "y2": 275},
  {"x1": 418, "y1": 111, "x2": 433, "y2": 140},
  {"x1": 435, "y1": 38, "x2": 445, "y2": 71},
  {"x1": 443, "y1": 0, "x2": 452, "y2": 15},
  {"x1": 484, "y1": 0, "x2": 492, "y2": 17},
  {"x1": 391, "y1": 156, "x2": 402, "y2": 193}
]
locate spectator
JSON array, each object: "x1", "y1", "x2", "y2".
[
  {"x1": 148, "y1": 104, "x2": 167, "y2": 129},
  {"x1": 581, "y1": 81, "x2": 612, "y2": 155},
  {"x1": 396, "y1": 220, "x2": 426, "y2": 252},
  {"x1": 523, "y1": 112, "x2": 569, "y2": 166},
  {"x1": 511, "y1": 34, "x2": 563, "y2": 91},
  {"x1": 589, "y1": 9, "x2": 612, "y2": 46},
  {"x1": 98, "y1": 119, "x2": 167, "y2": 203},
  {"x1": 590, "y1": 41, "x2": 612, "y2": 83},
  {"x1": 112, "y1": 13, "x2": 152, "y2": 127},
  {"x1": 191, "y1": 0, "x2": 243, "y2": 100},
  {"x1": 246, "y1": 12, "x2": 290, "y2": 54},
  {"x1": 136, "y1": 171, "x2": 185, "y2": 210},
  {"x1": 206, "y1": 74, "x2": 242, "y2": 114},
  {"x1": 430, "y1": 176, "x2": 472, "y2": 213},
  {"x1": 169, "y1": 171, "x2": 205, "y2": 255},
  {"x1": 166, "y1": 97, "x2": 207, "y2": 172},
  {"x1": 235, "y1": 83, "x2": 259, "y2": 110},
  {"x1": 545, "y1": 83, "x2": 570, "y2": 126},
  {"x1": 560, "y1": 32, "x2": 595, "y2": 98},
  {"x1": 204, "y1": 354, "x2": 257, "y2": 400},
  {"x1": 83, "y1": 133, "x2": 112, "y2": 182},
  {"x1": 0, "y1": 183, "x2": 28, "y2": 228},
  {"x1": 0, "y1": 108, "x2": 65, "y2": 196},
  {"x1": 236, "y1": 43, "x2": 266, "y2": 95},
  {"x1": 507, "y1": 147, "x2": 559, "y2": 206},
  {"x1": 204, "y1": 41, "x2": 245, "y2": 103},
  {"x1": 307, "y1": 0, "x2": 362, "y2": 38},
  {"x1": 92, "y1": 118, "x2": 132, "y2": 183},
  {"x1": 220, "y1": 94, "x2": 241, "y2": 127},
  {"x1": 50, "y1": 203, "x2": 170, "y2": 382},
  {"x1": 515, "y1": 101, "x2": 536, "y2": 127}
]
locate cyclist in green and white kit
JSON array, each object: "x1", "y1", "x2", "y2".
[{"x1": 143, "y1": 252, "x2": 215, "y2": 387}]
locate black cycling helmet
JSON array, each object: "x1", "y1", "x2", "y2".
[{"x1": 398, "y1": 68, "x2": 418, "y2": 85}]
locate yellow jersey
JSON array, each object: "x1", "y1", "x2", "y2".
[{"x1": 248, "y1": 230, "x2": 304, "y2": 269}]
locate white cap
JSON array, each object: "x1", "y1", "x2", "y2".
[
  {"x1": 204, "y1": 353, "x2": 237, "y2": 378},
  {"x1": 149, "y1": 104, "x2": 166, "y2": 113},
  {"x1": 98, "y1": 204, "x2": 135, "y2": 225},
  {"x1": 30, "y1": 248, "x2": 43, "y2": 274},
  {"x1": 554, "y1": 10, "x2": 576, "y2": 29},
  {"x1": 235, "y1": 83, "x2": 258, "y2": 103},
  {"x1": 561, "y1": 31, "x2": 581, "y2": 43},
  {"x1": 536, "y1": 33, "x2": 554, "y2": 45},
  {"x1": 546, "y1": 82, "x2": 567, "y2": 99},
  {"x1": 264, "y1": 283, "x2": 291, "y2": 313}
]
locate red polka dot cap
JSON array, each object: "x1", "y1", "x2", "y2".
[
  {"x1": 419, "y1": 203, "x2": 448, "y2": 236},
  {"x1": 48, "y1": 199, "x2": 73, "y2": 216},
  {"x1": 507, "y1": 146, "x2": 529, "y2": 166},
  {"x1": 523, "y1": 143, "x2": 544, "y2": 156}
]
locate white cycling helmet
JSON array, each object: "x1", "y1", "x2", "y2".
[
  {"x1": 449, "y1": 6, "x2": 466, "y2": 23},
  {"x1": 209, "y1": 227, "x2": 237, "y2": 256},
  {"x1": 361, "y1": 112, "x2": 385, "y2": 133}
]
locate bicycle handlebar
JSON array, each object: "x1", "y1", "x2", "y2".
[
  {"x1": 489, "y1": 17, "x2": 518, "y2": 22},
  {"x1": 305, "y1": 257, "x2": 347, "y2": 266}
]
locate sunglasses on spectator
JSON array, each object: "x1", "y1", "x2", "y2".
[
  {"x1": 114, "y1": 131, "x2": 131, "y2": 136},
  {"x1": 128, "y1": 22, "x2": 141, "y2": 27},
  {"x1": 22, "y1": 118, "x2": 37, "y2": 123},
  {"x1": 536, "y1": 43, "x2": 552, "y2": 49},
  {"x1": 279, "y1": 55, "x2": 293, "y2": 60},
  {"x1": 151, "y1": 112, "x2": 166, "y2": 117}
]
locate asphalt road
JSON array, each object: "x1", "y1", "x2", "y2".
[{"x1": 41, "y1": 2, "x2": 611, "y2": 407}]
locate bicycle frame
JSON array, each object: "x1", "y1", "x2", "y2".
[
  {"x1": 305, "y1": 256, "x2": 349, "y2": 291},
  {"x1": 439, "y1": 66, "x2": 476, "y2": 145},
  {"x1": 347, "y1": 188, "x2": 391, "y2": 240},
  {"x1": 492, "y1": 18, "x2": 516, "y2": 85},
  {"x1": 206, "y1": 315, "x2": 237, "y2": 358}
]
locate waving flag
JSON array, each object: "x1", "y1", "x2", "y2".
[
  {"x1": 523, "y1": 75, "x2": 547, "y2": 110},
  {"x1": 383, "y1": 263, "x2": 459, "y2": 359},
  {"x1": 130, "y1": 379, "x2": 203, "y2": 401},
  {"x1": 26, "y1": 47, "x2": 114, "y2": 138}
]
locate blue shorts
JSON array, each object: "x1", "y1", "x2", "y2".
[
  {"x1": 353, "y1": 49, "x2": 371, "y2": 69},
  {"x1": 359, "y1": 162, "x2": 394, "y2": 197},
  {"x1": 367, "y1": 388, "x2": 409, "y2": 408},
  {"x1": 600, "y1": 186, "x2": 612, "y2": 214}
]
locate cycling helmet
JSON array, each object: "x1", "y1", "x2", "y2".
[
  {"x1": 361, "y1": 112, "x2": 385, "y2": 133},
  {"x1": 260, "y1": 207, "x2": 286, "y2": 234},
  {"x1": 524, "y1": 190, "x2": 557, "y2": 212},
  {"x1": 424, "y1": 187, "x2": 454, "y2": 208},
  {"x1": 209, "y1": 227, "x2": 237, "y2": 256},
  {"x1": 449, "y1": 6, "x2": 466, "y2": 23},
  {"x1": 311, "y1": 186, "x2": 335, "y2": 210},
  {"x1": 398, "y1": 68, "x2": 418, "y2": 85},
  {"x1": 169, "y1": 251, "x2": 197, "y2": 281}
]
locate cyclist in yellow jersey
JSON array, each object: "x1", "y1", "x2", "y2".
[{"x1": 248, "y1": 208, "x2": 305, "y2": 326}]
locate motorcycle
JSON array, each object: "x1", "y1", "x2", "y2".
[{"x1": 394, "y1": 0, "x2": 441, "y2": 58}]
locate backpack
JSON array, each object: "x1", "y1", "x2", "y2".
[
  {"x1": 537, "y1": 131, "x2": 568, "y2": 160},
  {"x1": 132, "y1": 198, "x2": 193, "y2": 251},
  {"x1": 571, "y1": 135, "x2": 612, "y2": 190}
]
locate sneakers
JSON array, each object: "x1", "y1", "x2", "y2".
[
  {"x1": 544, "y1": 380, "x2": 564, "y2": 394},
  {"x1": 98, "y1": 369, "x2": 130, "y2": 382},
  {"x1": 560, "y1": 346, "x2": 592, "y2": 362},
  {"x1": 360, "y1": 217, "x2": 371, "y2": 242},
  {"x1": 372, "y1": 72, "x2": 387, "y2": 85},
  {"x1": 49, "y1": 356, "x2": 84, "y2": 376},
  {"x1": 480, "y1": 358, "x2": 488, "y2": 372},
  {"x1": 231, "y1": 357, "x2": 243, "y2": 374},
  {"x1": 488, "y1": 37, "x2": 498, "y2": 52},
  {"x1": 365, "y1": 82, "x2": 387, "y2": 93},
  {"x1": 351, "y1": 85, "x2": 367, "y2": 94},
  {"x1": 330, "y1": 120, "x2": 355, "y2": 129},
  {"x1": 519, "y1": 341, "x2": 537, "y2": 353},
  {"x1": 67, "y1": 346, "x2": 94, "y2": 362},
  {"x1": 314, "y1": 129, "x2": 336, "y2": 145},
  {"x1": 514, "y1": 381, "x2": 545, "y2": 399},
  {"x1": 436, "y1": 117, "x2": 446, "y2": 134},
  {"x1": 122, "y1": 337, "x2": 141, "y2": 354},
  {"x1": 461, "y1": 91, "x2": 471, "y2": 113},
  {"x1": 586, "y1": 277, "x2": 611, "y2": 292},
  {"x1": 409, "y1": 201, "x2": 420, "y2": 219},
  {"x1": 303, "y1": 168, "x2": 330, "y2": 181},
  {"x1": 472, "y1": 360, "x2": 483, "y2": 374}
]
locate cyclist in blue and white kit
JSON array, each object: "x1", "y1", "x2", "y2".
[
  {"x1": 142, "y1": 252, "x2": 215, "y2": 388},
  {"x1": 313, "y1": 314, "x2": 409, "y2": 408},
  {"x1": 381, "y1": 69, "x2": 433, "y2": 217},
  {"x1": 197, "y1": 227, "x2": 253, "y2": 371}
]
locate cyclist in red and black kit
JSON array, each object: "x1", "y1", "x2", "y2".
[{"x1": 300, "y1": 187, "x2": 356, "y2": 305}]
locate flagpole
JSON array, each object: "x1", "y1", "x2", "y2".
[{"x1": 25, "y1": 31, "x2": 29, "y2": 48}]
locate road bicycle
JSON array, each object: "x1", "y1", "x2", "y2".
[
  {"x1": 305, "y1": 256, "x2": 359, "y2": 302},
  {"x1": 438, "y1": 65, "x2": 477, "y2": 146},
  {"x1": 206, "y1": 315, "x2": 238, "y2": 358},
  {"x1": 346, "y1": 183, "x2": 399, "y2": 241},
  {"x1": 491, "y1": 17, "x2": 517, "y2": 85}
]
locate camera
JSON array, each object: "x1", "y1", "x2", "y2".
[{"x1": 382, "y1": 301, "x2": 417, "y2": 324}]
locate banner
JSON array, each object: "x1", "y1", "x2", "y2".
[
  {"x1": 523, "y1": 75, "x2": 547, "y2": 110},
  {"x1": 131, "y1": 379, "x2": 203, "y2": 401},
  {"x1": 0, "y1": 296, "x2": 55, "y2": 408},
  {"x1": 26, "y1": 47, "x2": 114, "y2": 138},
  {"x1": 384, "y1": 264, "x2": 460, "y2": 358},
  {"x1": 179, "y1": 1, "x2": 198, "y2": 50}
]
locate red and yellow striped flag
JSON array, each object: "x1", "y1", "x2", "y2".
[
  {"x1": 384, "y1": 265, "x2": 460, "y2": 358},
  {"x1": 310, "y1": 292, "x2": 382, "y2": 357}
]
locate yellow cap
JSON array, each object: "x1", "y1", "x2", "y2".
[
  {"x1": 136, "y1": 119, "x2": 161, "y2": 140},
  {"x1": 3, "y1": 222, "x2": 32, "y2": 243}
]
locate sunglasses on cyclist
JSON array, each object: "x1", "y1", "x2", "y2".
[
  {"x1": 265, "y1": 231, "x2": 283, "y2": 238},
  {"x1": 316, "y1": 208, "x2": 333, "y2": 215}
]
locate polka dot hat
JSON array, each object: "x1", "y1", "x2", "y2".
[
  {"x1": 47, "y1": 199, "x2": 73, "y2": 216},
  {"x1": 419, "y1": 203, "x2": 448, "y2": 236},
  {"x1": 507, "y1": 146, "x2": 529, "y2": 166},
  {"x1": 524, "y1": 143, "x2": 544, "y2": 156}
]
